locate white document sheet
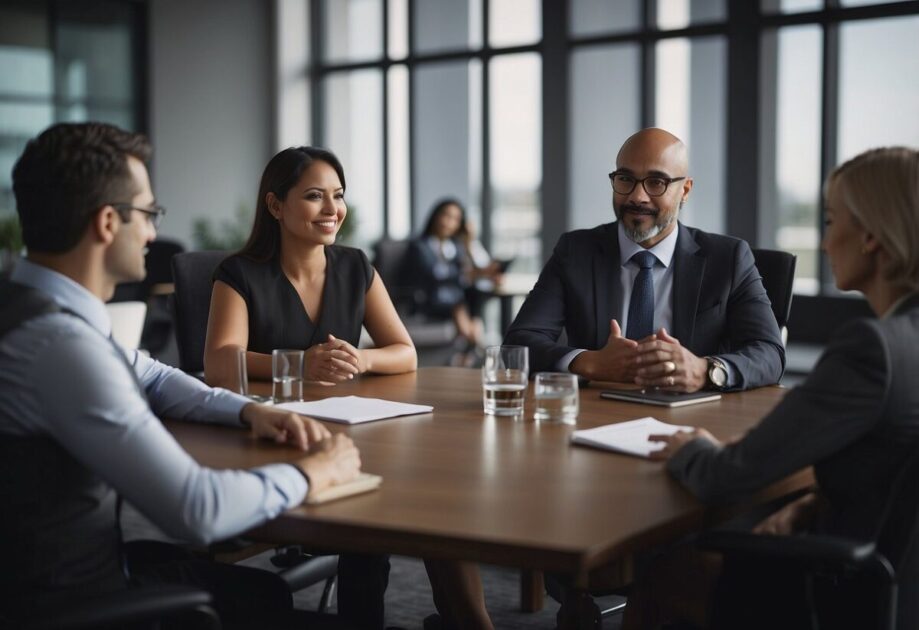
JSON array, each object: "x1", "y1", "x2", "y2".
[
  {"x1": 276, "y1": 396, "x2": 433, "y2": 425},
  {"x1": 570, "y1": 417, "x2": 694, "y2": 458}
]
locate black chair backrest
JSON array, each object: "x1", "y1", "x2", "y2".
[
  {"x1": 171, "y1": 251, "x2": 228, "y2": 374},
  {"x1": 144, "y1": 239, "x2": 185, "y2": 287},
  {"x1": 751, "y1": 248, "x2": 797, "y2": 329},
  {"x1": 877, "y1": 448, "x2": 919, "y2": 575},
  {"x1": 372, "y1": 239, "x2": 416, "y2": 311}
]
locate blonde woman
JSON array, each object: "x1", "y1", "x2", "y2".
[{"x1": 625, "y1": 147, "x2": 919, "y2": 629}]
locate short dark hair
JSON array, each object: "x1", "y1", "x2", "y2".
[
  {"x1": 240, "y1": 146, "x2": 347, "y2": 262},
  {"x1": 421, "y1": 198, "x2": 467, "y2": 238},
  {"x1": 12, "y1": 122, "x2": 152, "y2": 253}
]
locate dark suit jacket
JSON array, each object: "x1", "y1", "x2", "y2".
[
  {"x1": 668, "y1": 294, "x2": 919, "y2": 628},
  {"x1": 669, "y1": 294, "x2": 919, "y2": 533},
  {"x1": 503, "y1": 221, "x2": 785, "y2": 390}
]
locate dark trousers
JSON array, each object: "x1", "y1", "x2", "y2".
[{"x1": 337, "y1": 553, "x2": 391, "y2": 630}]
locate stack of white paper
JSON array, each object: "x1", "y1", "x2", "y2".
[
  {"x1": 571, "y1": 417, "x2": 694, "y2": 458},
  {"x1": 277, "y1": 396, "x2": 433, "y2": 425}
]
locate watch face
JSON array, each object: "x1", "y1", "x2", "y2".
[{"x1": 709, "y1": 362, "x2": 727, "y2": 387}]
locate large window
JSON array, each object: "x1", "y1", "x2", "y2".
[
  {"x1": 761, "y1": 1, "x2": 919, "y2": 294},
  {"x1": 277, "y1": 0, "x2": 919, "y2": 300},
  {"x1": 0, "y1": 0, "x2": 146, "y2": 219}
]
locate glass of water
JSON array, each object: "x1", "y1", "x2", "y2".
[
  {"x1": 272, "y1": 349, "x2": 304, "y2": 403},
  {"x1": 533, "y1": 372, "x2": 579, "y2": 424},
  {"x1": 235, "y1": 348, "x2": 249, "y2": 396},
  {"x1": 482, "y1": 345, "x2": 529, "y2": 416}
]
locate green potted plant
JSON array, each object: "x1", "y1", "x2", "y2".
[{"x1": 0, "y1": 214, "x2": 23, "y2": 272}]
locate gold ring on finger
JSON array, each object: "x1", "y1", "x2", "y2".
[
  {"x1": 666, "y1": 361, "x2": 676, "y2": 373},
  {"x1": 668, "y1": 376, "x2": 675, "y2": 386}
]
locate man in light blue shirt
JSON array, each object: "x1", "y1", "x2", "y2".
[{"x1": 0, "y1": 122, "x2": 361, "y2": 628}]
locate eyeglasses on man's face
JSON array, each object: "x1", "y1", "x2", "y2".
[
  {"x1": 111, "y1": 203, "x2": 167, "y2": 229},
  {"x1": 608, "y1": 171, "x2": 686, "y2": 197}
]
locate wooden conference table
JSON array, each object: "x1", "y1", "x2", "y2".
[{"x1": 166, "y1": 368, "x2": 808, "y2": 626}]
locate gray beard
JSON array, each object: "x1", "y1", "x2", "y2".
[
  {"x1": 619, "y1": 212, "x2": 676, "y2": 245},
  {"x1": 616, "y1": 200, "x2": 681, "y2": 244}
]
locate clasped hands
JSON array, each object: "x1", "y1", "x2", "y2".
[
  {"x1": 305, "y1": 334, "x2": 368, "y2": 385},
  {"x1": 571, "y1": 319, "x2": 709, "y2": 392}
]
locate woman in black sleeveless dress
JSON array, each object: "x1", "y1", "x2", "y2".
[{"x1": 204, "y1": 146, "x2": 416, "y2": 387}]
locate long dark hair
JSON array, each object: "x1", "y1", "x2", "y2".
[
  {"x1": 239, "y1": 146, "x2": 347, "y2": 262},
  {"x1": 420, "y1": 197, "x2": 467, "y2": 239}
]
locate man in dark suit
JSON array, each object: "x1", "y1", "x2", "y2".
[{"x1": 505, "y1": 128, "x2": 784, "y2": 392}]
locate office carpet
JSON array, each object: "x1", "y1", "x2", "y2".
[{"x1": 242, "y1": 553, "x2": 626, "y2": 630}]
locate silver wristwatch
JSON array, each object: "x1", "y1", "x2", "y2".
[{"x1": 706, "y1": 356, "x2": 728, "y2": 390}]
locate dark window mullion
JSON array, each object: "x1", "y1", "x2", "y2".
[
  {"x1": 818, "y1": 8, "x2": 840, "y2": 292},
  {"x1": 481, "y1": 0, "x2": 492, "y2": 250},
  {"x1": 640, "y1": 0, "x2": 656, "y2": 128},
  {"x1": 407, "y1": 0, "x2": 417, "y2": 232},
  {"x1": 309, "y1": 0, "x2": 324, "y2": 147},
  {"x1": 381, "y1": 0, "x2": 390, "y2": 238}
]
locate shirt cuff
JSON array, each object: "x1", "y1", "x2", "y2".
[
  {"x1": 558, "y1": 349, "x2": 587, "y2": 372},
  {"x1": 254, "y1": 463, "x2": 310, "y2": 506},
  {"x1": 715, "y1": 356, "x2": 739, "y2": 390},
  {"x1": 210, "y1": 388, "x2": 252, "y2": 427}
]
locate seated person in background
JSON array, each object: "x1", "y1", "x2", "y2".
[
  {"x1": 0, "y1": 122, "x2": 360, "y2": 629},
  {"x1": 625, "y1": 146, "x2": 919, "y2": 629},
  {"x1": 504, "y1": 128, "x2": 784, "y2": 392},
  {"x1": 407, "y1": 198, "x2": 504, "y2": 364},
  {"x1": 204, "y1": 146, "x2": 417, "y2": 388}
]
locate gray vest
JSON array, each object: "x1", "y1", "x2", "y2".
[{"x1": 0, "y1": 280, "x2": 126, "y2": 620}]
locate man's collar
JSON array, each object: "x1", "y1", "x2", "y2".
[
  {"x1": 617, "y1": 221, "x2": 679, "y2": 268},
  {"x1": 9, "y1": 258, "x2": 112, "y2": 337}
]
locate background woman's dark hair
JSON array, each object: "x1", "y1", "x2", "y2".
[
  {"x1": 239, "y1": 146, "x2": 346, "y2": 262},
  {"x1": 12, "y1": 122, "x2": 152, "y2": 253},
  {"x1": 421, "y1": 198, "x2": 466, "y2": 238}
]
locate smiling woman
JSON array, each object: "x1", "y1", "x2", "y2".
[{"x1": 202, "y1": 146, "x2": 417, "y2": 389}]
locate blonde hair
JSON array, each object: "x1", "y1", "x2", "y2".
[{"x1": 828, "y1": 147, "x2": 919, "y2": 291}]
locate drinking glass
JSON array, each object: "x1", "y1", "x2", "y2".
[
  {"x1": 482, "y1": 345, "x2": 528, "y2": 416},
  {"x1": 272, "y1": 349, "x2": 304, "y2": 403},
  {"x1": 533, "y1": 372, "x2": 579, "y2": 424},
  {"x1": 235, "y1": 348, "x2": 249, "y2": 396}
]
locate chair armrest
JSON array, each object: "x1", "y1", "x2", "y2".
[
  {"x1": 29, "y1": 584, "x2": 219, "y2": 630},
  {"x1": 278, "y1": 553, "x2": 339, "y2": 592},
  {"x1": 697, "y1": 530, "x2": 895, "y2": 582}
]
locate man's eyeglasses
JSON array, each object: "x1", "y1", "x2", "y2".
[
  {"x1": 608, "y1": 171, "x2": 686, "y2": 197},
  {"x1": 111, "y1": 203, "x2": 167, "y2": 229}
]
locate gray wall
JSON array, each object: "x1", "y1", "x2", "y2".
[{"x1": 148, "y1": 0, "x2": 273, "y2": 249}]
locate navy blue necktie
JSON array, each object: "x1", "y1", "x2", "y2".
[{"x1": 626, "y1": 251, "x2": 656, "y2": 340}]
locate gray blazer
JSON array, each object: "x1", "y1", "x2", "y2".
[
  {"x1": 504, "y1": 222, "x2": 785, "y2": 390},
  {"x1": 669, "y1": 293, "x2": 919, "y2": 542}
]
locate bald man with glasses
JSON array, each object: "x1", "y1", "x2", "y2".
[{"x1": 505, "y1": 128, "x2": 784, "y2": 393}]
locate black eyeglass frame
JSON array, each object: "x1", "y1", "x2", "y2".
[
  {"x1": 110, "y1": 203, "x2": 167, "y2": 229},
  {"x1": 608, "y1": 171, "x2": 687, "y2": 197}
]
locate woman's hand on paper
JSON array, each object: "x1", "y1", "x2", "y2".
[
  {"x1": 647, "y1": 427, "x2": 719, "y2": 461},
  {"x1": 241, "y1": 403, "x2": 331, "y2": 449},
  {"x1": 298, "y1": 433, "x2": 362, "y2": 495}
]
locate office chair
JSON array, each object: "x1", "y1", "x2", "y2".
[
  {"x1": 371, "y1": 239, "x2": 456, "y2": 357},
  {"x1": 751, "y1": 248, "x2": 797, "y2": 345},
  {"x1": 15, "y1": 585, "x2": 220, "y2": 630},
  {"x1": 171, "y1": 250, "x2": 228, "y2": 375},
  {"x1": 170, "y1": 251, "x2": 340, "y2": 606},
  {"x1": 698, "y1": 447, "x2": 919, "y2": 630}
]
